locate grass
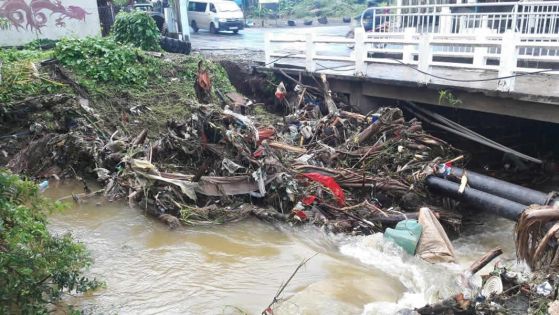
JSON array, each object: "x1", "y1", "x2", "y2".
[
  {"x1": 1, "y1": 39, "x2": 237, "y2": 138},
  {"x1": 75, "y1": 53, "x2": 236, "y2": 135},
  {"x1": 0, "y1": 49, "x2": 69, "y2": 103}
]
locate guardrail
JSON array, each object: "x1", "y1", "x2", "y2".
[
  {"x1": 264, "y1": 28, "x2": 559, "y2": 93},
  {"x1": 361, "y1": 1, "x2": 559, "y2": 35}
]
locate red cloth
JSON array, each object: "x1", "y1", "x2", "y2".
[
  {"x1": 302, "y1": 195, "x2": 317, "y2": 206},
  {"x1": 253, "y1": 146, "x2": 265, "y2": 158},
  {"x1": 275, "y1": 90, "x2": 286, "y2": 101},
  {"x1": 302, "y1": 173, "x2": 346, "y2": 206}
]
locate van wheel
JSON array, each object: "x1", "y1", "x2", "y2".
[
  {"x1": 233, "y1": 29, "x2": 239, "y2": 34},
  {"x1": 191, "y1": 20, "x2": 199, "y2": 33},
  {"x1": 210, "y1": 23, "x2": 218, "y2": 34}
]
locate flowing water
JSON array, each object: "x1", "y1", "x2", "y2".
[{"x1": 46, "y1": 181, "x2": 518, "y2": 315}]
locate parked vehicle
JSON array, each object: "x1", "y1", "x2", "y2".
[{"x1": 187, "y1": 0, "x2": 244, "y2": 34}]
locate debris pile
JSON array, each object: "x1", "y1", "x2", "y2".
[
  {"x1": 0, "y1": 44, "x2": 462, "y2": 234},
  {"x1": 63, "y1": 78, "x2": 464, "y2": 233},
  {"x1": 417, "y1": 246, "x2": 559, "y2": 315}
]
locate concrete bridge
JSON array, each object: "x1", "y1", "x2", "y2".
[{"x1": 262, "y1": 1, "x2": 559, "y2": 123}]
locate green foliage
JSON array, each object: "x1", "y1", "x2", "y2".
[
  {"x1": 112, "y1": 0, "x2": 130, "y2": 6},
  {"x1": 0, "y1": 17, "x2": 9, "y2": 30},
  {"x1": 24, "y1": 38, "x2": 59, "y2": 50},
  {"x1": 277, "y1": 0, "x2": 367, "y2": 18},
  {"x1": 0, "y1": 169, "x2": 101, "y2": 314},
  {"x1": 0, "y1": 49, "x2": 65, "y2": 103},
  {"x1": 112, "y1": 11, "x2": 161, "y2": 51},
  {"x1": 54, "y1": 37, "x2": 159, "y2": 86},
  {"x1": 438, "y1": 90, "x2": 462, "y2": 107}
]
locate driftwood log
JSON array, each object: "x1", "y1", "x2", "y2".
[{"x1": 468, "y1": 247, "x2": 503, "y2": 275}]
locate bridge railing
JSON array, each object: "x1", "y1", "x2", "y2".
[
  {"x1": 362, "y1": 1, "x2": 559, "y2": 35},
  {"x1": 264, "y1": 28, "x2": 559, "y2": 93}
]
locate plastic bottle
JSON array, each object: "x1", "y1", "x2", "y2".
[{"x1": 38, "y1": 180, "x2": 49, "y2": 193}]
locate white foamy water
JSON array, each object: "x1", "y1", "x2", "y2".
[{"x1": 339, "y1": 234, "x2": 463, "y2": 315}]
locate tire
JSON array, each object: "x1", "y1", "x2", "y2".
[
  {"x1": 159, "y1": 36, "x2": 191, "y2": 55},
  {"x1": 233, "y1": 29, "x2": 239, "y2": 34},
  {"x1": 191, "y1": 20, "x2": 199, "y2": 33},
  {"x1": 210, "y1": 23, "x2": 218, "y2": 34}
]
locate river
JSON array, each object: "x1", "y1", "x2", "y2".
[{"x1": 46, "y1": 181, "x2": 518, "y2": 315}]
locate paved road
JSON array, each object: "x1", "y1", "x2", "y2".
[{"x1": 190, "y1": 25, "x2": 352, "y2": 62}]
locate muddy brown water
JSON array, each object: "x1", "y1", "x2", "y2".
[{"x1": 46, "y1": 181, "x2": 518, "y2": 315}]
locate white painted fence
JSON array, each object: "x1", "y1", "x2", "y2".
[{"x1": 264, "y1": 28, "x2": 559, "y2": 93}]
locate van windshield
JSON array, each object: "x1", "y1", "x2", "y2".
[{"x1": 215, "y1": 1, "x2": 240, "y2": 12}]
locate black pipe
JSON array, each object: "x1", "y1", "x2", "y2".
[
  {"x1": 438, "y1": 167, "x2": 550, "y2": 206},
  {"x1": 426, "y1": 176, "x2": 526, "y2": 221}
]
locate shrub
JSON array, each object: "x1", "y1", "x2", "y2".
[
  {"x1": 54, "y1": 37, "x2": 159, "y2": 86},
  {"x1": 0, "y1": 169, "x2": 101, "y2": 313},
  {"x1": 112, "y1": 11, "x2": 161, "y2": 51},
  {"x1": 0, "y1": 17, "x2": 9, "y2": 30}
]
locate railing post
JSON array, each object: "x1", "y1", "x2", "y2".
[
  {"x1": 511, "y1": 3, "x2": 519, "y2": 32},
  {"x1": 396, "y1": 0, "x2": 403, "y2": 29},
  {"x1": 305, "y1": 33, "x2": 316, "y2": 72},
  {"x1": 402, "y1": 27, "x2": 416, "y2": 64},
  {"x1": 264, "y1": 32, "x2": 272, "y2": 68},
  {"x1": 440, "y1": 7, "x2": 452, "y2": 34},
  {"x1": 418, "y1": 33, "x2": 433, "y2": 84},
  {"x1": 473, "y1": 27, "x2": 489, "y2": 68},
  {"x1": 354, "y1": 28, "x2": 366, "y2": 76},
  {"x1": 497, "y1": 30, "x2": 519, "y2": 92}
]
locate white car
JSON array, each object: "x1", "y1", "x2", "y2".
[{"x1": 188, "y1": 0, "x2": 244, "y2": 34}]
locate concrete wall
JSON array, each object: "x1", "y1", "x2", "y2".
[{"x1": 0, "y1": 0, "x2": 101, "y2": 47}]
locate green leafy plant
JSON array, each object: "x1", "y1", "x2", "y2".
[
  {"x1": 54, "y1": 37, "x2": 159, "y2": 86},
  {"x1": 438, "y1": 89, "x2": 463, "y2": 107},
  {"x1": 0, "y1": 17, "x2": 10, "y2": 30},
  {"x1": 112, "y1": 11, "x2": 161, "y2": 51},
  {"x1": 0, "y1": 169, "x2": 102, "y2": 314}
]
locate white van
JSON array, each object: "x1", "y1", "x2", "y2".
[{"x1": 188, "y1": 0, "x2": 244, "y2": 34}]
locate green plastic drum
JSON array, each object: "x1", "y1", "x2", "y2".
[{"x1": 384, "y1": 219, "x2": 423, "y2": 255}]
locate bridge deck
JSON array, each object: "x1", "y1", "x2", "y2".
[{"x1": 271, "y1": 58, "x2": 559, "y2": 105}]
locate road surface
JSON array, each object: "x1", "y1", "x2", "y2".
[{"x1": 190, "y1": 25, "x2": 352, "y2": 62}]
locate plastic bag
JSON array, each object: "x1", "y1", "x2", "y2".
[{"x1": 416, "y1": 207, "x2": 456, "y2": 263}]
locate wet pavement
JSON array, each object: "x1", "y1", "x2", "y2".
[{"x1": 190, "y1": 25, "x2": 351, "y2": 61}]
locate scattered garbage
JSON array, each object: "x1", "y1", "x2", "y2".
[
  {"x1": 481, "y1": 276, "x2": 504, "y2": 297},
  {"x1": 535, "y1": 280, "x2": 553, "y2": 296},
  {"x1": 38, "y1": 180, "x2": 49, "y2": 192},
  {"x1": 2, "y1": 71, "x2": 465, "y2": 234},
  {"x1": 416, "y1": 207, "x2": 456, "y2": 263}
]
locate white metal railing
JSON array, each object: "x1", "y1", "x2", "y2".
[
  {"x1": 264, "y1": 27, "x2": 559, "y2": 93},
  {"x1": 361, "y1": 1, "x2": 559, "y2": 35}
]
